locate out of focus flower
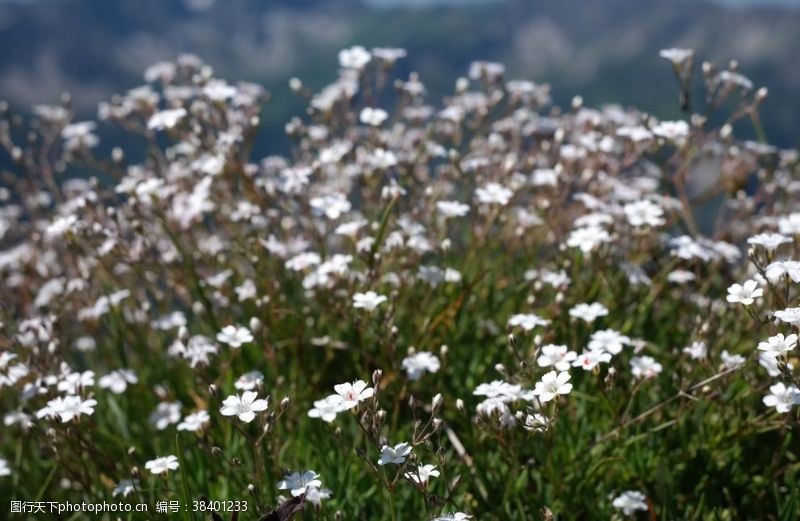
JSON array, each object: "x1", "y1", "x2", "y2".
[
  {"x1": 145, "y1": 455, "x2": 179, "y2": 475},
  {"x1": 612, "y1": 490, "x2": 648, "y2": 515}
]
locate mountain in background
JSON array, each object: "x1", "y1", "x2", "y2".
[{"x1": 0, "y1": 0, "x2": 797, "y2": 147}]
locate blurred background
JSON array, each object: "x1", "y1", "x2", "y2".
[{"x1": 0, "y1": 0, "x2": 798, "y2": 148}]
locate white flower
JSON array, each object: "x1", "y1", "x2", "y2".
[
  {"x1": 569, "y1": 302, "x2": 609, "y2": 323},
  {"x1": 682, "y1": 341, "x2": 707, "y2": 360},
  {"x1": 532, "y1": 371, "x2": 573, "y2": 403},
  {"x1": 567, "y1": 226, "x2": 611, "y2": 253},
  {"x1": 763, "y1": 383, "x2": 800, "y2": 414},
  {"x1": 588, "y1": 329, "x2": 631, "y2": 355},
  {"x1": 747, "y1": 232, "x2": 792, "y2": 252},
  {"x1": 305, "y1": 486, "x2": 333, "y2": 507},
  {"x1": 339, "y1": 46, "x2": 371, "y2": 69},
  {"x1": 359, "y1": 107, "x2": 388, "y2": 126},
  {"x1": 352, "y1": 291, "x2": 388, "y2": 311},
  {"x1": 234, "y1": 370, "x2": 264, "y2": 391},
  {"x1": 475, "y1": 182, "x2": 513, "y2": 206},
  {"x1": 216, "y1": 325, "x2": 254, "y2": 348},
  {"x1": 668, "y1": 270, "x2": 695, "y2": 284},
  {"x1": 0, "y1": 458, "x2": 10, "y2": 477},
  {"x1": 434, "y1": 513, "x2": 473, "y2": 521},
  {"x1": 150, "y1": 401, "x2": 182, "y2": 430},
  {"x1": 659, "y1": 47, "x2": 694, "y2": 65},
  {"x1": 536, "y1": 344, "x2": 577, "y2": 371},
  {"x1": 522, "y1": 413, "x2": 551, "y2": 432},
  {"x1": 278, "y1": 470, "x2": 322, "y2": 497},
  {"x1": 147, "y1": 108, "x2": 187, "y2": 131},
  {"x1": 112, "y1": 479, "x2": 138, "y2": 497},
  {"x1": 774, "y1": 307, "x2": 800, "y2": 326},
  {"x1": 473, "y1": 380, "x2": 522, "y2": 400},
  {"x1": 333, "y1": 380, "x2": 374, "y2": 409},
  {"x1": 98, "y1": 370, "x2": 137, "y2": 394},
  {"x1": 720, "y1": 350, "x2": 746, "y2": 370},
  {"x1": 307, "y1": 395, "x2": 348, "y2": 423},
  {"x1": 778, "y1": 213, "x2": 800, "y2": 235},
  {"x1": 624, "y1": 200, "x2": 665, "y2": 227},
  {"x1": 38, "y1": 395, "x2": 97, "y2": 423},
  {"x1": 145, "y1": 455, "x2": 179, "y2": 475},
  {"x1": 612, "y1": 490, "x2": 648, "y2": 515},
  {"x1": 726, "y1": 280, "x2": 763, "y2": 306},
  {"x1": 573, "y1": 350, "x2": 612, "y2": 371},
  {"x1": 310, "y1": 193, "x2": 351, "y2": 220},
  {"x1": 757, "y1": 333, "x2": 797, "y2": 358},
  {"x1": 630, "y1": 356, "x2": 663, "y2": 379},
  {"x1": 378, "y1": 442, "x2": 412, "y2": 465},
  {"x1": 765, "y1": 261, "x2": 800, "y2": 283},
  {"x1": 404, "y1": 464, "x2": 439, "y2": 485},
  {"x1": 220, "y1": 391, "x2": 269, "y2": 423},
  {"x1": 401, "y1": 352, "x2": 441, "y2": 380},
  {"x1": 177, "y1": 410, "x2": 210, "y2": 432},
  {"x1": 508, "y1": 313, "x2": 550, "y2": 331},
  {"x1": 652, "y1": 120, "x2": 689, "y2": 141},
  {"x1": 436, "y1": 200, "x2": 470, "y2": 218}
]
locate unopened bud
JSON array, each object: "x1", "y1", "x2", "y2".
[{"x1": 432, "y1": 393, "x2": 443, "y2": 412}]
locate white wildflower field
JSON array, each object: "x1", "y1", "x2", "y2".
[{"x1": 1, "y1": 46, "x2": 799, "y2": 519}]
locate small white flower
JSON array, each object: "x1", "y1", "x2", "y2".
[
  {"x1": 774, "y1": 307, "x2": 800, "y2": 326},
  {"x1": 475, "y1": 182, "x2": 513, "y2": 206},
  {"x1": 720, "y1": 350, "x2": 746, "y2": 370},
  {"x1": 145, "y1": 455, "x2": 179, "y2": 475},
  {"x1": 307, "y1": 395, "x2": 348, "y2": 423},
  {"x1": 508, "y1": 313, "x2": 550, "y2": 331},
  {"x1": 763, "y1": 383, "x2": 800, "y2": 414},
  {"x1": 310, "y1": 193, "x2": 351, "y2": 220},
  {"x1": 436, "y1": 200, "x2": 470, "y2": 218},
  {"x1": 726, "y1": 279, "x2": 763, "y2": 306},
  {"x1": 757, "y1": 333, "x2": 797, "y2": 358},
  {"x1": 536, "y1": 344, "x2": 577, "y2": 371},
  {"x1": 682, "y1": 341, "x2": 707, "y2": 360},
  {"x1": 378, "y1": 442, "x2": 412, "y2": 465},
  {"x1": 219, "y1": 391, "x2": 269, "y2": 423},
  {"x1": 98, "y1": 369, "x2": 137, "y2": 394},
  {"x1": 659, "y1": 47, "x2": 694, "y2": 65},
  {"x1": 177, "y1": 410, "x2": 210, "y2": 432},
  {"x1": 150, "y1": 401, "x2": 182, "y2": 430},
  {"x1": 569, "y1": 303, "x2": 609, "y2": 323},
  {"x1": 0, "y1": 458, "x2": 10, "y2": 477},
  {"x1": 612, "y1": 490, "x2": 648, "y2": 515},
  {"x1": 112, "y1": 479, "x2": 139, "y2": 497},
  {"x1": 434, "y1": 513, "x2": 473, "y2": 521},
  {"x1": 630, "y1": 356, "x2": 663, "y2": 379},
  {"x1": 624, "y1": 200, "x2": 665, "y2": 228},
  {"x1": 747, "y1": 232, "x2": 792, "y2": 252},
  {"x1": 147, "y1": 108, "x2": 187, "y2": 131},
  {"x1": 404, "y1": 464, "x2": 439, "y2": 485},
  {"x1": 333, "y1": 380, "x2": 374, "y2": 409},
  {"x1": 588, "y1": 329, "x2": 631, "y2": 355},
  {"x1": 278, "y1": 470, "x2": 322, "y2": 497},
  {"x1": 567, "y1": 226, "x2": 611, "y2": 254},
  {"x1": 216, "y1": 325, "x2": 254, "y2": 348},
  {"x1": 532, "y1": 371, "x2": 573, "y2": 403},
  {"x1": 359, "y1": 107, "x2": 388, "y2": 126},
  {"x1": 339, "y1": 46, "x2": 371, "y2": 69},
  {"x1": 573, "y1": 350, "x2": 612, "y2": 371},
  {"x1": 778, "y1": 212, "x2": 800, "y2": 235},
  {"x1": 352, "y1": 291, "x2": 388, "y2": 311},
  {"x1": 401, "y1": 352, "x2": 441, "y2": 380},
  {"x1": 234, "y1": 370, "x2": 264, "y2": 391}
]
